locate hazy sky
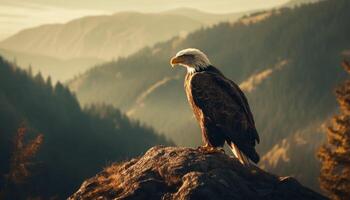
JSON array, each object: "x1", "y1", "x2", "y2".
[{"x1": 0, "y1": 0, "x2": 290, "y2": 40}]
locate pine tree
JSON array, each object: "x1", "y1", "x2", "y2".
[
  {"x1": 27, "y1": 64, "x2": 33, "y2": 76},
  {"x1": 318, "y1": 61, "x2": 350, "y2": 200}
]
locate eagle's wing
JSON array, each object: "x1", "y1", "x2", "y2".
[
  {"x1": 190, "y1": 71, "x2": 259, "y2": 162},
  {"x1": 229, "y1": 80, "x2": 260, "y2": 143}
]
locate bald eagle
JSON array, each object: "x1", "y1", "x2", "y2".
[{"x1": 170, "y1": 48, "x2": 260, "y2": 165}]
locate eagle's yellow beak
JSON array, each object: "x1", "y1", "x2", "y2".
[{"x1": 170, "y1": 56, "x2": 184, "y2": 68}]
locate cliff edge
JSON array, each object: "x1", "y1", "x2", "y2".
[{"x1": 69, "y1": 146, "x2": 327, "y2": 200}]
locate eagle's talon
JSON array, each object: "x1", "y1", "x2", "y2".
[{"x1": 196, "y1": 145, "x2": 208, "y2": 152}]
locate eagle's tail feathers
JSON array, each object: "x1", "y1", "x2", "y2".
[{"x1": 229, "y1": 143, "x2": 251, "y2": 166}]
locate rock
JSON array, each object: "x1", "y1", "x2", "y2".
[{"x1": 68, "y1": 146, "x2": 328, "y2": 200}]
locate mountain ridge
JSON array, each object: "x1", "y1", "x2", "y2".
[
  {"x1": 0, "y1": 8, "x2": 247, "y2": 82},
  {"x1": 0, "y1": 9, "x2": 244, "y2": 60}
]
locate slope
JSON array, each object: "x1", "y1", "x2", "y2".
[
  {"x1": 0, "y1": 9, "x2": 245, "y2": 61},
  {"x1": 0, "y1": 57, "x2": 172, "y2": 199}
]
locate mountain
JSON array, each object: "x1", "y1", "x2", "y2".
[
  {"x1": 68, "y1": 0, "x2": 350, "y2": 191},
  {"x1": 0, "y1": 9, "x2": 244, "y2": 61},
  {"x1": 0, "y1": 12, "x2": 201, "y2": 60},
  {"x1": 0, "y1": 48, "x2": 103, "y2": 82},
  {"x1": 0, "y1": 9, "x2": 245, "y2": 82},
  {"x1": 69, "y1": 146, "x2": 327, "y2": 200},
  {"x1": 0, "y1": 57, "x2": 172, "y2": 199}
]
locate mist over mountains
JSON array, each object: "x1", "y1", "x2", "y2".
[
  {"x1": 0, "y1": 12, "x2": 199, "y2": 60},
  {"x1": 0, "y1": 48, "x2": 103, "y2": 82},
  {"x1": 0, "y1": 1, "x2": 317, "y2": 82},
  {"x1": 68, "y1": 0, "x2": 350, "y2": 191},
  {"x1": 0, "y1": 8, "x2": 244, "y2": 82}
]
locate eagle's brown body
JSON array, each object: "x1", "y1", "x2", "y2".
[{"x1": 184, "y1": 65, "x2": 260, "y2": 163}]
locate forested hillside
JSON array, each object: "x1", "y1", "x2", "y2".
[
  {"x1": 69, "y1": 0, "x2": 350, "y2": 191},
  {"x1": 0, "y1": 57, "x2": 171, "y2": 199}
]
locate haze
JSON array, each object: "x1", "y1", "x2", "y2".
[{"x1": 0, "y1": 0, "x2": 289, "y2": 40}]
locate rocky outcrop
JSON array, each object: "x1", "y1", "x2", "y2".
[{"x1": 69, "y1": 146, "x2": 328, "y2": 200}]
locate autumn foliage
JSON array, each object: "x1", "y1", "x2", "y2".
[
  {"x1": 0, "y1": 125, "x2": 43, "y2": 199},
  {"x1": 8, "y1": 126, "x2": 43, "y2": 184},
  {"x1": 318, "y1": 61, "x2": 350, "y2": 200}
]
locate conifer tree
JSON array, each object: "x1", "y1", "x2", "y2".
[{"x1": 318, "y1": 61, "x2": 350, "y2": 200}]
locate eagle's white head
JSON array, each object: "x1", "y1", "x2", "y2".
[{"x1": 170, "y1": 48, "x2": 211, "y2": 73}]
